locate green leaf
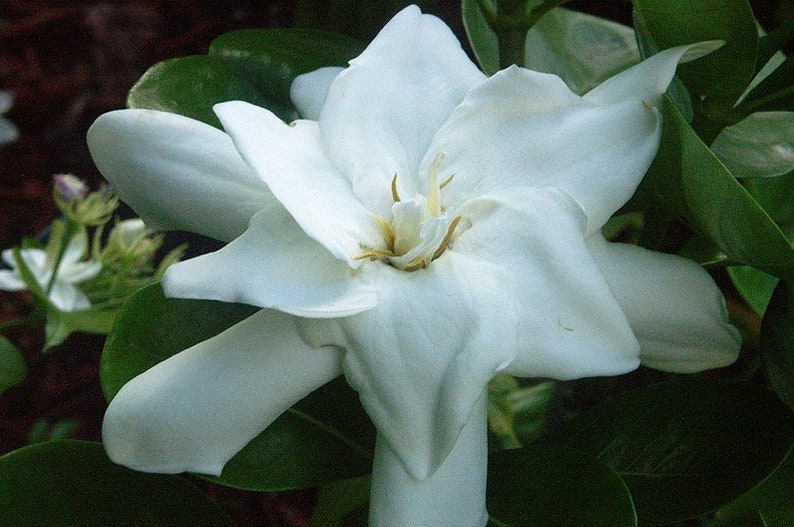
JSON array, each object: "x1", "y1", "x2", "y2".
[
  {"x1": 43, "y1": 304, "x2": 119, "y2": 351},
  {"x1": 711, "y1": 112, "x2": 794, "y2": 179},
  {"x1": 640, "y1": 97, "x2": 794, "y2": 281},
  {"x1": 309, "y1": 476, "x2": 371, "y2": 527},
  {"x1": 487, "y1": 443, "x2": 637, "y2": 527},
  {"x1": 462, "y1": 0, "x2": 500, "y2": 75},
  {"x1": 0, "y1": 440, "x2": 236, "y2": 526},
  {"x1": 127, "y1": 55, "x2": 293, "y2": 128},
  {"x1": 744, "y1": 171, "x2": 794, "y2": 240},
  {"x1": 101, "y1": 283, "x2": 376, "y2": 491},
  {"x1": 760, "y1": 280, "x2": 794, "y2": 411},
  {"x1": 729, "y1": 266, "x2": 779, "y2": 316},
  {"x1": 713, "y1": 448, "x2": 794, "y2": 527},
  {"x1": 548, "y1": 379, "x2": 794, "y2": 526},
  {"x1": 742, "y1": 55, "x2": 794, "y2": 113},
  {"x1": 632, "y1": 0, "x2": 759, "y2": 102},
  {"x1": 0, "y1": 335, "x2": 26, "y2": 393},
  {"x1": 209, "y1": 28, "x2": 365, "y2": 112},
  {"x1": 522, "y1": 8, "x2": 640, "y2": 95}
]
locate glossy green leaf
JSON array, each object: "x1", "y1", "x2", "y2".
[
  {"x1": 101, "y1": 283, "x2": 376, "y2": 491},
  {"x1": 522, "y1": 8, "x2": 640, "y2": 95},
  {"x1": 463, "y1": 2, "x2": 639, "y2": 89},
  {"x1": 632, "y1": 0, "x2": 758, "y2": 102},
  {"x1": 0, "y1": 335, "x2": 25, "y2": 393},
  {"x1": 744, "y1": 171, "x2": 794, "y2": 240},
  {"x1": 209, "y1": 28, "x2": 365, "y2": 113},
  {"x1": 43, "y1": 304, "x2": 118, "y2": 351},
  {"x1": 127, "y1": 55, "x2": 290, "y2": 128},
  {"x1": 711, "y1": 112, "x2": 794, "y2": 179},
  {"x1": 487, "y1": 443, "x2": 637, "y2": 527},
  {"x1": 760, "y1": 281, "x2": 794, "y2": 411},
  {"x1": 0, "y1": 440, "x2": 236, "y2": 526},
  {"x1": 640, "y1": 97, "x2": 794, "y2": 280},
  {"x1": 713, "y1": 448, "x2": 794, "y2": 527},
  {"x1": 549, "y1": 379, "x2": 794, "y2": 526},
  {"x1": 309, "y1": 476, "x2": 371, "y2": 527},
  {"x1": 742, "y1": 55, "x2": 794, "y2": 113},
  {"x1": 729, "y1": 266, "x2": 779, "y2": 316},
  {"x1": 462, "y1": 0, "x2": 500, "y2": 75}
]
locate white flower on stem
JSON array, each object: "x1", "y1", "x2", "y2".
[
  {"x1": 88, "y1": 6, "x2": 740, "y2": 527},
  {"x1": 0, "y1": 233, "x2": 101, "y2": 312},
  {"x1": 0, "y1": 90, "x2": 19, "y2": 146}
]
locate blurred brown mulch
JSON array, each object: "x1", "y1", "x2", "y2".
[{"x1": 0, "y1": 2, "x2": 316, "y2": 526}]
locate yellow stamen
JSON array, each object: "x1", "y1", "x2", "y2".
[
  {"x1": 403, "y1": 256, "x2": 428, "y2": 272},
  {"x1": 426, "y1": 153, "x2": 446, "y2": 217},
  {"x1": 431, "y1": 216, "x2": 462, "y2": 261},
  {"x1": 439, "y1": 174, "x2": 455, "y2": 189},
  {"x1": 391, "y1": 174, "x2": 401, "y2": 203},
  {"x1": 372, "y1": 213, "x2": 395, "y2": 252},
  {"x1": 355, "y1": 248, "x2": 393, "y2": 261}
]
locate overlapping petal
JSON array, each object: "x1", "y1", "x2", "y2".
[
  {"x1": 454, "y1": 187, "x2": 641, "y2": 379},
  {"x1": 290, "y1": 66, "x2": 344, "y2": 120},
  {"x1": 586, "y1": 234, "x2": 741, "y2": 372},
  {"x1": 103, "y1": 309, "x2": 343, "y2": 475},
  {"x1": 163, "y1": 209, "x2": 376, "y2": 318},
  {"x1": 424, "y1": 65, "x2": 661, "y2": 233},
  {"x1": 214, "y1": 101, "x2": 382, "y2": 265},
  {"x1": 87, "y1": 109, "x2": 273, "y2": 242},
  {"x1": 369, "y1": 395, "x2": 489, "y2": 527},
  {"x1": 318, "y1": 5, "x2": 485, "y2": 215},
  {"x1": 300, "y1": 252, "x2": 517, "y2": 480}
]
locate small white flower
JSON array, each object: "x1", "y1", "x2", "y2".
[
  {"x1": 0, "y1": 90, "x2": 19, "y2": 146},
  {"x1": 88, "y1": 6, "x2": 740, "y2": 526},
  {"x1": 0, "y1": 233, "x2": 101, "y2": 312}
]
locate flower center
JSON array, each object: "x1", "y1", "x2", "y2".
[{"x1": 357, "y1": 153, "x2": 463, "y2": 272}]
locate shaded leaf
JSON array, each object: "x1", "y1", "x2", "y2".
[
  {"x1": 0, "y1": 335, "x2": 25, "y2": 393},
  {"x1": 209, "y1": 28, "x2": 365, "y2": 112},
  {"x1": 632, "y1": 0, "x2": 758, "y2": 102},
  {"x1": 549, "y1": 379, "x2": 794, "y2": 526},
  {"x1": 729, "y1": 266, "x2": 779, "y2": 316},
  {"x1": 0, "y1": 440, "x2": 236, "y2": 526},
  {"x1": 487, "y1": 443, "x2": 636, "y2": 527},
  {"x1": 760, "y1": 280, "x2": 794, "y2": 411},
  {"x1": 126, "y1": 55, "x2": 291, "y2": 128}
]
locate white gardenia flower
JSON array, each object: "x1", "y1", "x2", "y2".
[
  {"x1": 0, "y1": 233, "x2": 101, "y2": 312},
  {"x1": 87, "y1": 6, "x2": 740, "y2": 527}
]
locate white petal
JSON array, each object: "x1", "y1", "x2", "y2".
[
  {"x1": 587, "y1": 234, "x2": 741, "y2": 373},
  {"x1": 712, "y1": 111, "x2": 794, "y2": 178},
  {"x1": 0, "y1": 117, "x2": 18, "y2": 145},
  {"x1": 454, "y1": 187, "x2": 641, "y2": 379},
  {"x1": 369, "y1": 393, "x2": 489, "y2": 527},
  {"x1": 424, "y1": 65, "x2": 661, "y2": 233},
  {"x1": 300, "y1": 253, "x2": 517, "y2": 479},
  {"x1": 584, "y1": 42, "x2": 724, "y2": 106},
  {"x1": 214, "y1": 101, "x2": 382, "y2": 264},
  {"x1": 290, "y1": 66, "x2": 344, "y2": 120},
  {"x1": 57, "y1": 233, "x2": 101, "y2": 284},
  {"x1": 87, "y1": 109, "x2": 273, "y2": 242},
  {"x1": 48, "y1": 282, "x2": 91, "y2": 312},
  {"x1": 162, "y1": 209, "x2": 376, "y2": 318},
  {"x1": 102, "y1": 309, "x2": 343, "y2": 475},
  {"x1": 319, "y1": 5, "x2": 485, "y2": 215},
  {"x1": 0, "y1": 270, "x2": 26, "y2": 291}
]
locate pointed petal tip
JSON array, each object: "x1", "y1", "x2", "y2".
[{"x1": 679, "y1": 40, "x2": 725, "y2": 63}]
